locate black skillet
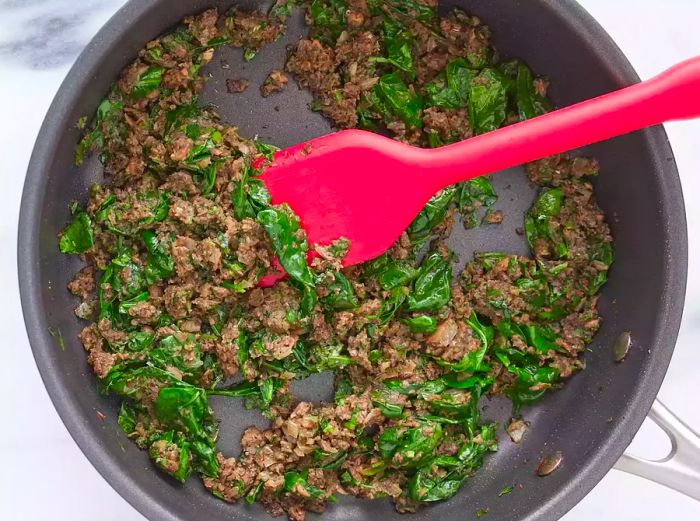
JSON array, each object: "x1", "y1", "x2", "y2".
[{"x1": 17, "y1": 0, "x2": 694, "y2": 519}]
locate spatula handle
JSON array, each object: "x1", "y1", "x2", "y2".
[{"x1": 428, "y1": 56, "x2": 700, "y2": 189}]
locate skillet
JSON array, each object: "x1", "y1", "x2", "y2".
[{"x1": 17, "y1": 0, "x2": 696, "y2": 519}]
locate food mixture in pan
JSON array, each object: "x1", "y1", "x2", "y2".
[{"x1": 60, "y1": 1, "x2": 613, "y2": 519}]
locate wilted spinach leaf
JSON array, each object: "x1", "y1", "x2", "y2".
[
  {"x1": 494, "y1": 345, "x2": 561, "y2": 412},
  {"x1": 75, "y1": 98, "x2": 124, "y2": 165},
  {"x1": 375, "y1": 286, "x2": 408, "y2": 325},
  {"x1": 408, "y1": 186, "x2": 457, "y2": 244},
  {"x1": 380, "y1": 421, "x2": 443, "y2": 470},
  {"x1": 516, "y1": 63, "x2": 551, "y2": 121},
  {"x1": 404, "y1": 315, "x2": 437, "y2": 334},
  {"x1": 437, "y1": 313, "x2": 493, "y2": 372},
  {"x1": 101, "y1": 364, "x2": 181, "y2": 399},
  {"x1": 408, "y1": 423, "x2": 497, "y2": 503},
  {"x1": 117, "y1": 291, "x2": 149, "y2": 315},
  {"x1": 364, "y1": 254, "x2": 418, "y2": 290},
  {"x1": 257, "y1": 205, "x2": 316, "y2": 311},
  {"x1": 384, "y1": 378, "x2": 448, "y2": 398},
  {"x1": 469, "y1": 68, "x2": 508, "y2": 134},
  {"x1": 147, "y1": 335, "x2": 208, "y2": 381},
  {"x1": 373, "y1": 0, "x2": 437, "y2": 25},
  {"x1": 455, "y1": 178, "x2": 498, "y2": 228},
  {"x1": 165, "y1": 100, "x2": 200, "y2": 135},
  {"x1": 584, "y1": 241, "x2": 614, "y2": 295},
  {"x1": 373, "y1": 19, "x2": 415, "y2": 78},
  {"x1": 425, "y1": 59, "x2": 475, "y2": 109},
  {"x1": 378, "y1": 72, "x2": 423, "y2": 129},
  {"x1": 141, "y1": 229, "x2": 175, "y2": 284},
  {"x1": 525, "y1": 187, "x2": 567, "y2": 259},
  {"x1": 309, "y1": 0, "x2": 347, "y2": 42},
  {"x1": 270, "y1": 0, "x2": 298, "y2": 19},
  {"x1": 117, "y1": 401, "x2": 138, "y2": 435},
  {"x1": 320, "y1": 271, "x2": 358, "y2": 310},
  {"x1": 59, "y1": 212, "x2": 94, "y2": 254},
  {"x1": 407, "y1": 252, "x2": 451, "y2": 312},
  {"x1": 132, "y1": 66, "x2": 165, "y2": 100},
  {"x1": 371, "y1": 388, "x2": 405, "y2": 418},
  {"x1": 284, "y1": 470, "x2": 326, "y2": 499}
]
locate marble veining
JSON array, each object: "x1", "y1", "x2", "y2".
[{"x1": 0, "y1": 0, "x2": 120, "y2": 68}]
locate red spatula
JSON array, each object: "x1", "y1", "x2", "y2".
[{"x1": 258, "y1": 56, "x2": 700, "y2": 283}]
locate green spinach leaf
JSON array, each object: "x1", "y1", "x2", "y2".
[
  {"x1": 371, "y1": 388, "x2": 405, "y2": 419},
  {"x1": 437, "y1": 313, "x2": 493, "y2": 372},
  {"x1": 469, "y1": 68, "x2": 508, "y2": 135},
  {"x1": 320, "y1": 271, "x2": 358, "y2": 310},
  {"x1": 404, "y1": 315, "x2": 437, "y2": 334},
  {"x1": 154, "y1": 386, "x2": 217, "y2": 441},
  {"x1": 257, "y1": 205, "x2": 317, "y2": 312},
  {"x1": 132, "y1": 66, "x2": 165, "y2": 100},
  {"x1": 75, "y1": 98, "x2": 124, "y2": 165},
  {"x1": 407, "y1": 252, "x2": 451, "y2": 312},
  {"x1": 408, "y1": 186, "x2": 457, "y2": 244},
  {"x1": 309, "y1": 0, "x2": 347, "y2": 42},
  {"x1": 425, "y1": 59, "x2": 475, "y2": 109},
  {"x1": 380, "y1": 421, "x2": 443, "y2": 469},
  {"x1": 364, "y1": 254, "x2": 418, "y2": 290},
  {"x1": 284, "y1": 470, "x2": 326, "y2": 499},
  {"x1": 373, "y1": 19, "x2": 415, "y2": 78},
  {"x1": 585, "y1": 241, "x2": 614, "y2": 295},
  {"x1": 375, "y1": 286, "x2": 408, "y2": 325},
  {"x1": 516, "y1": 63, "x2": 551, "y2": 121},
  {"x1": 455, "y1": 178, "x2": 497, "y2": 229},
  {"x1": 407, "y1": 423, "x2": 497, "y2": 503},
  {"x1": 59, "y1": 212, "x2": 94, "y2": 254},
  {"x1": 141, "y1": 229, "x2": 175, "y2": 284},
  {"x1": 525, "y1": 187, "x2": 567, "y2": 259},
  {"x1": 378, "y1": 72, "x2": 423, "y2": 128},
  {"x1": 374, "y1": 0, "x2": 437, "y2": 25}
]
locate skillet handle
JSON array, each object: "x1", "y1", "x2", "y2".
[{"x1": 614, "y1": 400, "x2": 700, "y2": 501}]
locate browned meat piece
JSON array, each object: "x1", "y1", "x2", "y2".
[
  {"x1": 261, "y1": 70, "x2": 289, "y2": 97},
  {"x1": 161, "y1": 171, "x2": 199, "y2": 196},
  {"x1": 506, "y1": 417, "x2": 529, "y2": 443},
  {"x1": 184, "y1": 8, "x2": 220, "y2": 46},
  {"x1": 226, "y1": 78, "x2": 250, "y2": 93},
  {"x1": 482, "y1": 209, "x2": 504, "y2": 224},
  {"x1": 263, "y1": 334, "x2": 297, "y2": 360},
  {"x1": 286, "y1": 39, "x2": 338, "y2": 95},
  {"x1": 169, "y1": 133, "x2": 193, "y2": 162},
  {"x1": 427, "y1": 318, "x2": 480, "y2": 362},
  {"x1": 224, "y1": 8, "x2": 285, "y2": 49},
  {"x1": 127, "y1": 301, "x2": 160, "y2": 325},
  {"x1": 423, "y1": 106, "x2": 473, "y2": 143},
  {"x1": 67, "y1": 266, "x2": 95, "y2": 300},
  {"x1": 164, "y1": 284, "x2": 193, "y2": 319},
  {"x1": 149, "y1": 439, "x2": 183, "y2": 474}
]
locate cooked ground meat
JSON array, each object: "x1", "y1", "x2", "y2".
[
  {"x1": 261, "y1": 70, "x2": 289, "y2": 97},
  {"x1": 506, "y1": 417, "x2": 529, "y2": 443},
  {"x1": 61, "y1": 3, "x2": 612, "y2": 521},
  {"x1": 226, "y1": 78, "x2": 250, "y2": 93},
  {"x1": 482, "y1": 209, "x2": 504, "y2": 225},
  {"x1": 67, "y1": 266, "x2": 95, "y2": 299}
]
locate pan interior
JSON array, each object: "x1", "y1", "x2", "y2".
[{"x1": 20, "y1": 1, "x2": 685, "y2": 521}]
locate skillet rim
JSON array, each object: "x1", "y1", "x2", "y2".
[{"x1": 17, "y1": 0, "x2": 688, "y2": 519}]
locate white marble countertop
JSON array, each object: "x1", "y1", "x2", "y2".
[{"x1": 1, "y1": 1, "x2": 699, "y2": 519}]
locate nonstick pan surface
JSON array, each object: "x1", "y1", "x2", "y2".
[{"x1": 18, "y1": 1, "x2": 687, "y2": 520}]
